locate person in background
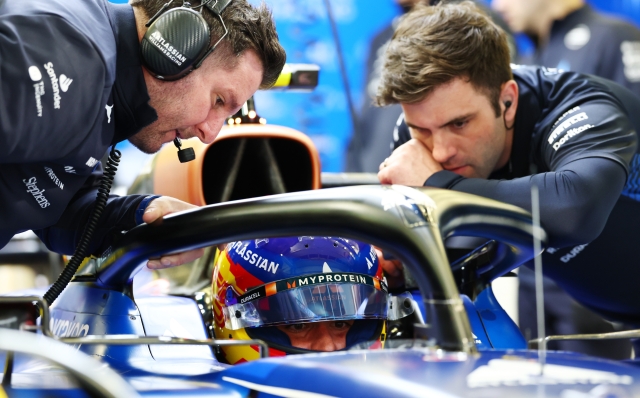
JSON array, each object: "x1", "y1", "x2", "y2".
[
  {"x1": 492, "y1": 0, "x2": 640, "y2": 358},
  {"x1": 492, "y1": 0, "x2": 640, "y2": 95}
]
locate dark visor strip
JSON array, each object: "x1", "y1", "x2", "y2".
[{"x1": 237, "y1": 272, "x2": 387, "y2": 305}]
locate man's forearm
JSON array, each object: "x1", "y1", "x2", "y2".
[
  {"x1": 34, "y1": 188, "x2": 147, "y2": 256},
  {"x1": 427, "y1": 157, "x2": 627, "y2": 248}
]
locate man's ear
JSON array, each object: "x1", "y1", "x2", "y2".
[{"x1": 500, "y1": 80, "x2": 518, "y2": 129}]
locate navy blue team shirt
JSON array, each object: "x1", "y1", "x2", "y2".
[
  {"x1": 0, "y1": 0, "x2": 158, "y2": 255},
  {"x1": 394, "y1": 65, "x2": 640, "y2": 324}
]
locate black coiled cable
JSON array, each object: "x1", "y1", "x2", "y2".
[{"x1": 43, "y1": 145, "x2": 121, "y2": 306}]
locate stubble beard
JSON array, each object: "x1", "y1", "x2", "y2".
[{"x1": 128, "y1": 128, "x2": 166, "y2": 155}]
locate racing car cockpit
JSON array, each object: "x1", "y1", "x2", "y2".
[{"x1": 7, "y1": 64, "x2": 640, "y2": 398}]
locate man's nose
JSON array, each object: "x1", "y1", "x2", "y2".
[
  {"x1": 308, "y1": 324, "x2": 341, "y2": 352},
  {"x1": 195, "y1": 114, "x2": 226, "y2": 144},
  {"x1": 430, "y1": 133, "x2": 457, "y2": 164}
]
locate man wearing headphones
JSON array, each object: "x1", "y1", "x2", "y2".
[
  {"x1": 376, "y1": 2, "x2": 640, "y2": 333},
  {"x1": 0, "y1": 0, "x2": 286, "y2": 268}
]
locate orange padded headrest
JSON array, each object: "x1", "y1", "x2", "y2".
[{"x1": 149, "y1": 124, "x2": 321, "y2": 205}]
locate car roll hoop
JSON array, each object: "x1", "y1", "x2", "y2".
[{"x1": 84, "y1": 185, "x2": 544, "y2": 354}]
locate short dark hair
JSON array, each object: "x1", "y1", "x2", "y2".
[
  {"x1": 132, "y1": 0, "x2": 286, "y2": 88},
  {"x1": 375, "y1": 1, "x2": 512, "y2": 116}
]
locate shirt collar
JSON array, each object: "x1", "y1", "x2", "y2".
[
  {"x1": 108, "y1": 3, "x2": 158, "y2": 145},
  {"x1": 490, "y1": 75, "x2": 541, "y2": 180}
]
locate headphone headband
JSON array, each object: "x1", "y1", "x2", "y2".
[{"x1": 205, "y1": 0, "x2": 232, "y2": 14}]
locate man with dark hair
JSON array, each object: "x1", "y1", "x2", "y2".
[
  {"x1": 0, "y1": 0, "x2": 286, "y2": 269},
  {"x1": 376, "y1": 1, "x2": 640, "y2": 332},
  {"x1": 346, "y1": 0, "x2": 516, "y2": 173}
]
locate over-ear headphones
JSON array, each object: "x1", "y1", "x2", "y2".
[
  {"x1": 140, "y1": 0, "x2": 232, "y2": 81},
  {"x1": 504, "y1": 100, "x2": 512, "y2": 109}
]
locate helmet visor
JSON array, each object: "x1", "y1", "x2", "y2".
[{"x1": 224, "y1": 282, "x2": 388, "y2": 330}]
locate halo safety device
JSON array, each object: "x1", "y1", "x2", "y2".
[
  {"x1": 212, "y1": 236, "x2": 389, "y2": 364},
  {"x1": 140, "y1": 0, "x2": 232, "y2": 81}
]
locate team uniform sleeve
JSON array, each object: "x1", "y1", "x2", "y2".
[
  {"x1": 424, "y1": 100, "x2": 637, "y2": 248},
  {"x1": 540, "y1": 100, "x2": 636, "y2": 175},
  {"x1": 0, "y1": 13, "x2": 106, "y2": 163},
  {"x1": 33, "y1": 164, "x2": 150, "y2": 256},
  {"x1": 426, "y1": 159, "x2": 626, "y2": 248}
]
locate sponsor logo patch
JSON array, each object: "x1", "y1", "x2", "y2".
[
  {"x1": 59, "y1": 74, "x2": 73, "y2": 92},
  {"x1": 51, "y1": 317, "x2": 90, "y2": 338},
  {"x1": 105, "y1": 104, "x2": 113, "y2": 124},
  {"x1": 85, "y1": 157, "x2": 98, "y2": 167},
  {"x1": 237, "y1": 272, "x2": 384, "y2": 305},
  {"x1": 621, "y1": 41, "x2": 640, "y2": 82},
  {"x1": 23, "y1": 177, "x2": 50, "y2": 208},
  {"x1": 44, "y1": 167, "x2": 64, "y2": 190},
  {"x1": 29, "y1": 65, "x2": 45, "y2": 117},
  {"x1": 231, "y1": 241, "x2": 280, "y2": 274},
  {"x1": 560, "y1": 244, "x2": 588, "y2": 263},
  {"x1": 564, "y1": 24, "x2": 591, "y2": 50},
  {"x1": 44, "y1": 62, "x2": 62, "y2": 109},
  {"x1": 33, "y1": 81, "x2": 45, "y2": 117},
  {"x1": 548, "y1": 111, "x2": 591, "y2": 151},
  {"x1": 148, "y1": 31, "x2": 188, "y2": 66}
]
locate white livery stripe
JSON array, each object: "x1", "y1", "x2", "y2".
[{"x1": 222, "y1": 376, "x2": 337, "y2": 398}]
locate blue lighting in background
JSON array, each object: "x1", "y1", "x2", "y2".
[{"x1": 250, "y1": 0, "x2": 399, "y2": 172}]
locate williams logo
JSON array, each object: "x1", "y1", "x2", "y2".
[
  {"x1": 29, "y1": 65, "x2": 45, "y2": 117},
  {"x1": 23, "y1": 177, "x2": 50, "y2": 209}
]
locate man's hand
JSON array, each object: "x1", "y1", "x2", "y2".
[
  {"x1": 143, "y1": 196, "x2": 205, "y2": 269},
  {"x1": 374, "y1": 248, "x2": 404, "y2": 290},
  {"x1": 378, "y1": 138, "x2": 443, "y2": 185}
]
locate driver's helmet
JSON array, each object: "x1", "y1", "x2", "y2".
[{"x1": 212, "y1": 236, "x2": 388, "y2": 364}]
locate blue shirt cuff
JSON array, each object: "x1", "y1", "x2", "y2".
[
  {"x1": 135, "y1": 195, "x2": 161, "y2": 225},
  {"x1": 424, "y1": 170, "x2": 465, "y2": 188}
]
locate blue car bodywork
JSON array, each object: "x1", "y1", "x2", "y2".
[{"x1": 2, "y1": 185, "x2": 640, "y2": 398}]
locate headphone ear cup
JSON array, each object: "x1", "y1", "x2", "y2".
[{"x1": 141, "y1": 7, "x2": 210, "y2": 81}]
